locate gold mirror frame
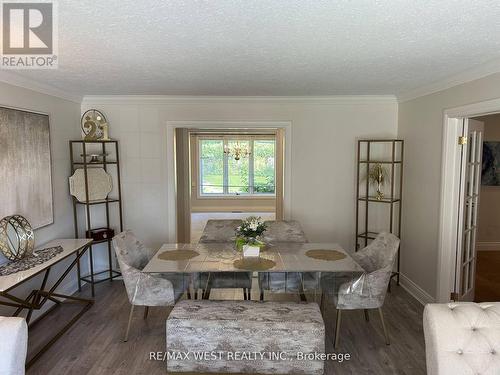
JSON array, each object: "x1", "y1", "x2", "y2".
[{"x1": 0, "y1": 215, "x2": 35, "y2": 261}]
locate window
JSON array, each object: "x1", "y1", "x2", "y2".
[{"x1": 199, "y1": 136, "x2": 275, "y2": 196}]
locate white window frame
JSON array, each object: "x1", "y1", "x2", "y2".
[{"x1": 198, "y1": 135, "x2": 276, "y2": 197}]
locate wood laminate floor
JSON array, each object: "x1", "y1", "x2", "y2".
[
  {"x1": 27, "y1": 280, "x2": 426, "y2": 375},
  {"x1": 475, "y1": 251, "x2": 500, "y2": 302}
]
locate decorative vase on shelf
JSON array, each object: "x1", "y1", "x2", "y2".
[{"x1": 243, "y1": 244, "x2": 260, "y2": 257}]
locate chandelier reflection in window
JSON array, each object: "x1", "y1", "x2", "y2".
[{"x1": 224, "y1": 141, "x2": 251, "y2": 161}]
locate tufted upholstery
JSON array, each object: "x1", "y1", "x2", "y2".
[
  {"x1": 423, "y1": 302, "x2": 500, "y2": 375},
  {"x1": 113, "y1": 230, "x2": 188, "y2": 306},
  {"x1": 0, "y1": 317, "x2": 27, "y2": 375}
]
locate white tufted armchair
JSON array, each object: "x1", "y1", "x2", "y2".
[
  {"x1": 0, "y1": 317, "x2": 28, "y2": 375},
  {"x1": 423, "y1": 302, "x2": 500, "y2": 375}
]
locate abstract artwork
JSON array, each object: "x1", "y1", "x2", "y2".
[
  {"x1": 482, "y1": 141, "x2": 500, "y2": 186},
  {"x1": 0, "y1": 107, "x2": 53, "y2": 228}
]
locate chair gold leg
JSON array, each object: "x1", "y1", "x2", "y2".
[
  {"x1": 334, "y1": 309, "x2": 342, "y2": 349},
  {"x1": 124, "y1": 304, "x2": 135, "y2": 342},
  {"x1": 364, "y1": 309, "x2": 370, "y2": 322},
  {"x1": 378, "y1": 307, "x2": 390, "y2": 345},
  {"x1": 143, "y1": 306, "x2": 149, "y2": 320}
]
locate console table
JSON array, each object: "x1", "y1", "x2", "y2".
[{"x1": 0, "y1": 239, "x2": 93, "y2": 367}]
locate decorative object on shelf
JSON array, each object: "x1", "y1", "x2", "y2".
[
  {"x1": 368, "y1": 163, "x2": 390, "y2": 200},
  {"x1": 80, "y1": 153, "x2": 108, "y2": 164},
  {"x1": 235, "y1": 216, "x2": 267, "y2": 256},
  {"x1": 0, "y1": 215, "x2": 35, "y2": 261},
  {"x1": 158, "y1": 249, "x2": 200, "y2": 261},
  {"x1": 0, "y1": 246, "x2": 63, "y2": 276},
  {"x1": 85, "y1": 228, "x2": 115, "y2": 242},
  {"x1": 356, "y1": 139, "x2": 404, "y2": 286},
  {"x1": 69, "y1": 167, "x2": 113, "y2": 202},
  {"x1": 305, "y1": 249, "x2": 347, "y2": 261},
  {"x1": 224, "y1": 141, "x2": 251, "y2": 161},
  {"x1": 81, "y1": 109, "x2": 110, "y2": 141},
  {"x1": 0, "y1": 107, "x2": 53, "y2": 229}
]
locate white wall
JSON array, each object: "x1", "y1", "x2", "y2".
[
  {"x1": 0, "y1": 81, "x2": 81, "y2": 315},
  {"x1": 398, "y1": 72, "x2": 500, "y2": 301},
  {"x1": 81, "y1": 96, "x2": 398, "y2": 253}
]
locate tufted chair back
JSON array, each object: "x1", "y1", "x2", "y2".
[
  {"x1": 423, "y1": 302, "x2": 500, "y2": 375},
  {"x1": 262, "y1": 220, "x2": 308, "y2": 243},
  {"x1": 199, "y1": 219, "x2": 242, "y2": 243}
]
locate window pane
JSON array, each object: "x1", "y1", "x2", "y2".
[
  {"x1": 200, "y1": 140, "x2": 223, "y2": 194},
  {"x1": 228, "y1": 140, "x2": 250, "y2": 194},
  {"x1": 253, "y1": 140, "x2": 275, "y2": 194}
]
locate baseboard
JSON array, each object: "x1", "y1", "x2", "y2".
[
  {"x1": 398, "y1": 273, "x2": 435, "y2": 305},
  {"x1": 477, "y1": 241, "x2": 500, "y2": 251}
]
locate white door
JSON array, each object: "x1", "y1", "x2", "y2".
[{"x1": 455, "y1": 119, "x2": 484, "y2": 301}]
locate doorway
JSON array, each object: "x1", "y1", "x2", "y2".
[
  {"x1": 437, "y1": 98, "x2": 500, "y2": 303},
  {"x1": 189, "y1": 131, "x2": 280, "y2": 242},
  {"x1": 170, "y1": 122, "x2": 290, "y2": 243},
  {"x1": 469, "y1": 114, "x2": 500, "y2": 302}
]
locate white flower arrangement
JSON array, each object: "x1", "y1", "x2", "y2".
[{"x1": 235, "y1": 216, "x2": 267, "y2": 248}]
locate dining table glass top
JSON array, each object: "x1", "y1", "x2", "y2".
[{"x1": 142, "y1": 242, "x2": 364, "y2": 274}]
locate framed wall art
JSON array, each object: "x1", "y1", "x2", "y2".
[{"x1": 0, "y1": 106, "x2": 53, "y2": 229}]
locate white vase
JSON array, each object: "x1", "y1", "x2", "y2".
[{"x1": 243, "y1": 244, "x2": 260, "y2": 257}]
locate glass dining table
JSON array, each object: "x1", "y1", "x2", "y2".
[{"x1": 142, "y1": 242, "x2": 364, "y2": 301}]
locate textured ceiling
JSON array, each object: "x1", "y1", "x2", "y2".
[{"x1": 7, "y1": 0, "x2": 500, "y2": 97}]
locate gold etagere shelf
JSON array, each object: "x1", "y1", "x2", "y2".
[
  {"x1": 355, "y1": 139, "x2": 404, "y2": 285},
  {"x1": 70, "y1": 140, "x2": 123, "y2": 296}
]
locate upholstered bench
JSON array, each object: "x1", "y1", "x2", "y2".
[
  {"x1": 166, "y1": 300, "x2": 325, "y2": 374},
  {"x1": 423, "y1": 302, "x2": 500, "y2": 375}
]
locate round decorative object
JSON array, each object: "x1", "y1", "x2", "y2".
[
  {"x1": 0, "y1": 215, "x2": 35, "y2": 261},
  {"x1": 81, "y1": 109, "x2": 108, "y2": 141},
  {"x1": 305, "y1": 249, "x2": 346, "y2": 261},
  {"x1": 69, "y1": 168, "x2": 113, "y2": 202},
  {"x1": 233, "y1": 257, "x2": 276, "y2": 271},
  {"x1": 158, "y1": 250, "x2": 199, "y2": 261}
]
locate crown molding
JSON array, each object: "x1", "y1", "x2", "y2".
[
  {"x1": 397, "y1": 58, "x2": 500, "y2": 103},
  {"x1": 82, "y1": 94, "x2": 398, "y2": 106},
  {"x1": 0, "y1": 71, "x2": 82, "y2": 103}
]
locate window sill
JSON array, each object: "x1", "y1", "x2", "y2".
[{"x1": 197, "y1": 194, "x2": 276, "y2": 200}]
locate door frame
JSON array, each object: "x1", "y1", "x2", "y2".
[
  {"x1": 437, "y1": 98, "x2": 500, "y2": 302},
  {"x1": 165, "y1": 120, "x2": 292, "y2": 242}
]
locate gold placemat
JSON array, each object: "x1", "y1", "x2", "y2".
[
  {"x1": 158, "y1": 250, "x2": 199, "y2": 261},
  {"x1": 233, "y1": 257, "x2": 276, "y2": 271},
  {"x1": 305, "y1": 249, "x2": 346, "y2": 261}
]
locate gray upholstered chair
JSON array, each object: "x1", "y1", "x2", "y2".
[
  {"x1": 113, "y1": 230, "x2": 189, "y2": 341},
  {"x1": 258, "y1": 220, "x2": 314, "y2": 301},
  {"x1": 327, "y1": 232, "x2": 400, "y2": 348},
  {"x1": 196, "y1": 220, "x2": 253, "y2": 300}
]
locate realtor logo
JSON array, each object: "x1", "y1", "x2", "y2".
[{"x1": 1, "y1": 1, "x2": 58, "y2": 68}]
